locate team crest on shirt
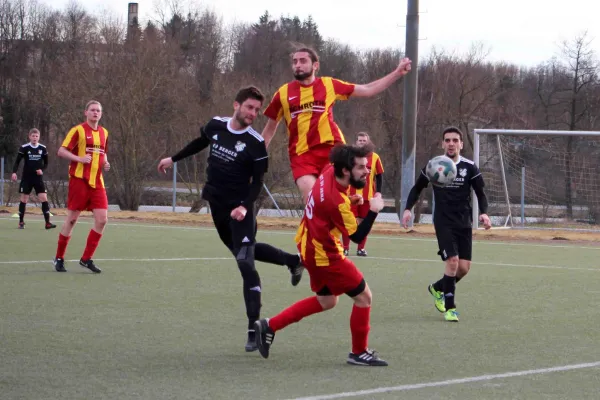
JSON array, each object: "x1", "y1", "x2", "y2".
[
  {"x1": 38, "y1": 149, "x2": 43, "y2": 154},
  {"x1": 234, "y1": 141, "x2": 246, "y2": 152},
  {"x1": 459, "y1": 168, "x2": 467, "y2": 177}
]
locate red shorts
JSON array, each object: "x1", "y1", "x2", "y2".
[
  {"x1": 351, "y1": 201, "x2": 370, "y2": 219},
  {"x1": 67, "y1": 177, "x2": 108, "y2": 211},
  {"x1": 290, "y1": 145, "x2": 332, "y2": 181},
  {"x1": 303, "y1": 257, "x2": 364, "y2": 296}
]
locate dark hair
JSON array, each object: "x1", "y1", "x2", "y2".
[
  {"x1": 329, "y1": 143, "x2": 373, "y2": 178},
  {"x1": 234, "y1": 86, "x2": 265, "y2": 105},
  {"x1": 442, "y1": 126, "x2": 463, "y2": 141},
  {"x1": 292, "y1": 46, "x2": 319, "y2": 63}
]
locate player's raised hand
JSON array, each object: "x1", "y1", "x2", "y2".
[
  {"x1": 11, "y1": 173, "x2": 17, "y2": 182},
  {"x1": 79, "y1": 154, "x2": 92, "y2": 164},
  {"x1": 479, "y1": 213, "x2": 492, "y2": 230},
  {"x1": 401, "y1": 209, "x2": 412, "y2": 229},
  {"x1": 369, "y1": 195, "x2": 385, "y2": 213},
  {"x1": 349, "y1": 194, "x2": 363, "y2": 206},
  {"x1": 157, "y1": 157, "x2": 174, "y2": 174},
  {"x1": 230, "y1": 205, "x2": 247, "y2": 221},
  {"x1": 396, "y1": 57, "x2": 412, "y2": 76}
]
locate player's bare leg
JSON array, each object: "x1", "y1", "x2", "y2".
[
  {"x1": 457, "y1": 259, "x2": 471, "y2": 280},
  {"x1": 18, "y1": 193, "x2": 29, "y2": 229},
  {"x1": 54, "y1": 210, "x2": 81, "y2": 272},
  {"x1": 347, "y1": 283, "x2": 388, "y2": 366},
  {"x1": 37, "y1": 192, "x2": 55, "y2": 229},
  {"x1": 295, "y1": 174, "x2": 318, "y2": 204},
  {"x1": 79, "y1": 208, "x2": 107, "y2": 274}
]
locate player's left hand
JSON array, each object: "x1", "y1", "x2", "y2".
[
  {"x1": 396, "y1": 57, "x2": 412, "y2": 76},
  {"x1": 479, "y1": 213, "x2": 492, "y2": 230},
  {"x1": 157, "y1": 157, "x2": 174, "y2": 174},
  {"x1": 36, "y1": 169, "x2": 43, "y2": 176},
  {"x1": 230, "y1": 206, "x2": 247, "y2": 221},
  {"x1": 103, "y1": 161, "x2": 110, "y2": 171},
  {"x1": 349, "y1": 194, "x2": 363, "y2": 206}
]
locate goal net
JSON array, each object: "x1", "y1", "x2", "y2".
[{"x1": 474, "y1": 129, "x2": 600, "y2": 231}]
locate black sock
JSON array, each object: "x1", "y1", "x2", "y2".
[
  {"x1": 441, "y1": 274, "x2": 456, "y2": 309},
  {"x1": 18, "y1": 202, "x2": 26, "y2": 222},
  {"x1": 41, "y1": 202, "x2": 50, "y2": 223},
  {"x1": 433, "y1": 278, "x2": 443, "y2": 292},
  {"x1": 255, "y1": 242, "x2": 298, "y2": 267},
  {"x1": 237, "y1": 245, "x2": 262, "y2": 330}
]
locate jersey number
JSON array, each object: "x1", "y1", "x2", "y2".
[{"x1": 305, "y1": 193, "x2": 315, "y2": 220}]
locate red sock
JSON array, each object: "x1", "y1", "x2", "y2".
[
  {"x1": 350, "y1": 305, "x2": 371, "y2": 354},
  {"x1": 56, "y1": 234, "x2": 71, "y2": 259},
  {"x1": 342, "y1": 235, "x2": 350, "y2": 250},
  {"x1": 358, "y1": 237, "x2": 368, "y2": 251},
  {"x1": 82, "y1": 229, "x2": 103, "y2": 260},
  {"x1": 269, "y1": 296, "x2": 324, "y2": 332}
]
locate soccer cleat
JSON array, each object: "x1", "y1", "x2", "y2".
[
  {"x1": 343, "y1": 249, "x2": 349, "y2": 256},
  {"x1": 428, "y1": 284, "x2": 446, "y2": 313},
  {"x1": 54, "y1": 258, "x2": 66, "y2": 272},
  {"x1": 245, "y1": 330, "x2": 258, "y2": 352},
  {"x1": 18, "y1": 221, "x2": 25, "y2": 229},
  {"x1": 45, "y1": 222, "x2": 57, "y2": 230},
  {"x1": 79, "y1": 259, "x2": 102, "y2": 274},
  {"x1": 254, "y1": 318, "x2": 275, "y2": 359},
  {"x1": 444, "y1": 308, "x2": 459, "y2": 322},
  {"x1": 288, "y1": 255, "x2": 304, "y2": 287},
  {"x1": 356, "y1": 249, "x2": 368, "y2": 257},
  {"x1": 347, "y1": 348, "x2": 388, "y2": 366}
]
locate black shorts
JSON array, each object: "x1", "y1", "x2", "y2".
[
  {"x1": 434, "y1": 225, "x2": 472, "y2": 261},
  {"x1": 19, "y1": 177, "x2": 46, "y2": 195},
  {"x1": 209, "y1": 201, "x2": 257, "y2": 253}
]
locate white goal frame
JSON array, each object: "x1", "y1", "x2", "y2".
[{"x1": 473, "y1": 129, "x2": 600, "y2": 229}]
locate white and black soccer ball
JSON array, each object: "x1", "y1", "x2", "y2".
[{"x1": 425, "y1": 155, "x2": 457, "y2": 187}]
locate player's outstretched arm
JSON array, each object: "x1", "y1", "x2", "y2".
[
  {"x1": 402, "y1": 172, "x2": 429, "y2": 228},
  {"x1": 472, "y1": 175, "x2": 491, "y2": 229},
  {"x1": 352, "y1": 57, "x2": 412, "y2": 98},
  {"x1": 261, "y1": 118, "x2": 280, "y2": 148},
  {"x1": 11, "y1": 152, "x2": 23, "y2": 179}
]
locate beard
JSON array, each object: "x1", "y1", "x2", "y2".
[
  {"x1": 294, "y1": 71, "x2": 313, "y2": 81},
  {"x1": 349, "y1": 175, "x2": 366, "y2": 189},
  {"x1": 234, "y1": 113, "x2": 251, "y2": 128}
]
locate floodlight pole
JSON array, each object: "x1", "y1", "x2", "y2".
[{"x1": 399, "y1": 0, "x2": 419, "y2": 225}]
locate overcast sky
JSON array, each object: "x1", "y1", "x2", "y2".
[{"x1": 46, "y1": 0, "x2": 598, "y2": 67}]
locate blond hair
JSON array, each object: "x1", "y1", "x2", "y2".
[
  {"x1": 28, "y1": 128, "x2": 40, "y2": 135},
  {"x1": 85, "y1": 100, "x2": 102, "y2": 111}
]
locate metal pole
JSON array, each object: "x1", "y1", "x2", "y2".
[
  {"x1": 496, "y1": 134, "x2": 513, "y2": 227},
  {"x1": 472, "y1": 131, "x2": 480, "y2": 229},
  {"x1": 521, "y1": 166, "x2": 525, "y2": 226},
  {"x1": 0, "y1": 157, "x2": 4, "y2": 206},
  {"x1": 263, "y1": 184, "x2": 284, "y2": 217},
  {"x1": 172, "y1": 162, "x2": 177, "y2": 212},
  {"x1": 399, "y1": 0, "x2": 419, "y2": 226}
]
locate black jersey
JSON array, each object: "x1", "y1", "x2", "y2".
[
  {"x1": 12, "y1": 143, "x2": 48, "y2": 180},
  {"x1": 406, "y1": 156, "x2": 488, "y2": 229},
  {"x1": 171, "y1": 117, "x2": 268, "y2": 207}
]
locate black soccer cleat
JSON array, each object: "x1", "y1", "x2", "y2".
[
  {"x1": 245, "y1": 329, "x2": 258, "y2": 352},
  {"x1": 288, "y1": 255, "x2": 304, "y2": 287},
  {"x1": 18, "y1": 221, "x2": 25, "y2": 229},
  {"x1": 45, "y1": 222, "x2": 57, "y2": 230},
  {"x1": 254, "y1": 318, "x2": 275, "y2": 359},
  {"x1": 54, "y1": 258, "x2": 66, "y2": 272},
  {"x1": 79, "y1": 259, "x2": 101, "y2": 274},
  {"x1": 347, "y1": 348, "x2": 388, "y2": 366}
]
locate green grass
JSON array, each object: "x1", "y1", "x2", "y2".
[{"x1": 1, "y1": 216, "x2": 600, "y2": 400}]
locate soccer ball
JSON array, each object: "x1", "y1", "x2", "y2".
[{"x1": 426, "y1": 155, "x2": 457, "y2": 187}]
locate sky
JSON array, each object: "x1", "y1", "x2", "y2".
[{"x1": 45, "y1": 0, "x2": 599, "y2": 67}]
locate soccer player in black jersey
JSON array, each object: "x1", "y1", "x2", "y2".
[
  {"x1": 402, "y1": 126, "x2": 491, "y2": 322},
  {"x1": 157, "y1": 86, "x2": 304, "y2": 351},
  {"x1": 11, "y1": 128, "x2": 56, "y2": 230}
]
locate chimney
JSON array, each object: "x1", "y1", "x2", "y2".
[{"x1": 128, "y1": 3, "x2": 139, "y2": 28}]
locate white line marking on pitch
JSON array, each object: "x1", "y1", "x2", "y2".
[
  {"x1": 0, "y1": 256, "x2": 598, "y2": 272},
  {"x1": 286, "y1": 361, "x2": 600, "y2": 400}
]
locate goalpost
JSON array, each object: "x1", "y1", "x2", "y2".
[{"x1": 473, "y1": 129, "x2": 600, "y2": 231}]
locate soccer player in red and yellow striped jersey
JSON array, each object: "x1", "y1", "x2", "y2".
[
  {"x1": 53, "y1": 100, "x2": 110, "y2": 274},
  {"x1": 343, "y1": 132, "x2": 384, "y2": 256},
  {"x1": 254, "y1": 144, "x2": 389, "y2": 366},
  {"x1": 262, "y1": 46, "x2": 410, "y2": 202}
]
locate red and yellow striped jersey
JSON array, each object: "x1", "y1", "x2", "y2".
[
  {"x1": 61, "y1": 122, "x2": 109, "y2": 189},
  {"x1": 348, "y1": 152, "x2": 384, "y2": 200},
  {"x1": 264, "y1": 77, "x2": 355, "y2": 157},
  {"x1": 295, "y1": 165, "x2": 357, "y2": 267}
]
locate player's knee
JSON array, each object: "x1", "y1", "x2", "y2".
[
  {"x1": 350, "y1": 281, "x2": 371, "y2": 307},
  {"x1": 317, "y1": 295, "x2": 338, "y2": 310},
  {"x1": 458, "y1": 261, "x2": 471, "y2": 276},
  {"x1": 235, "y1": 245, "x2": 258, "y2": 279},
  {"x1": 446, "y1": 256, "x2": 459, "y2": 270}
]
